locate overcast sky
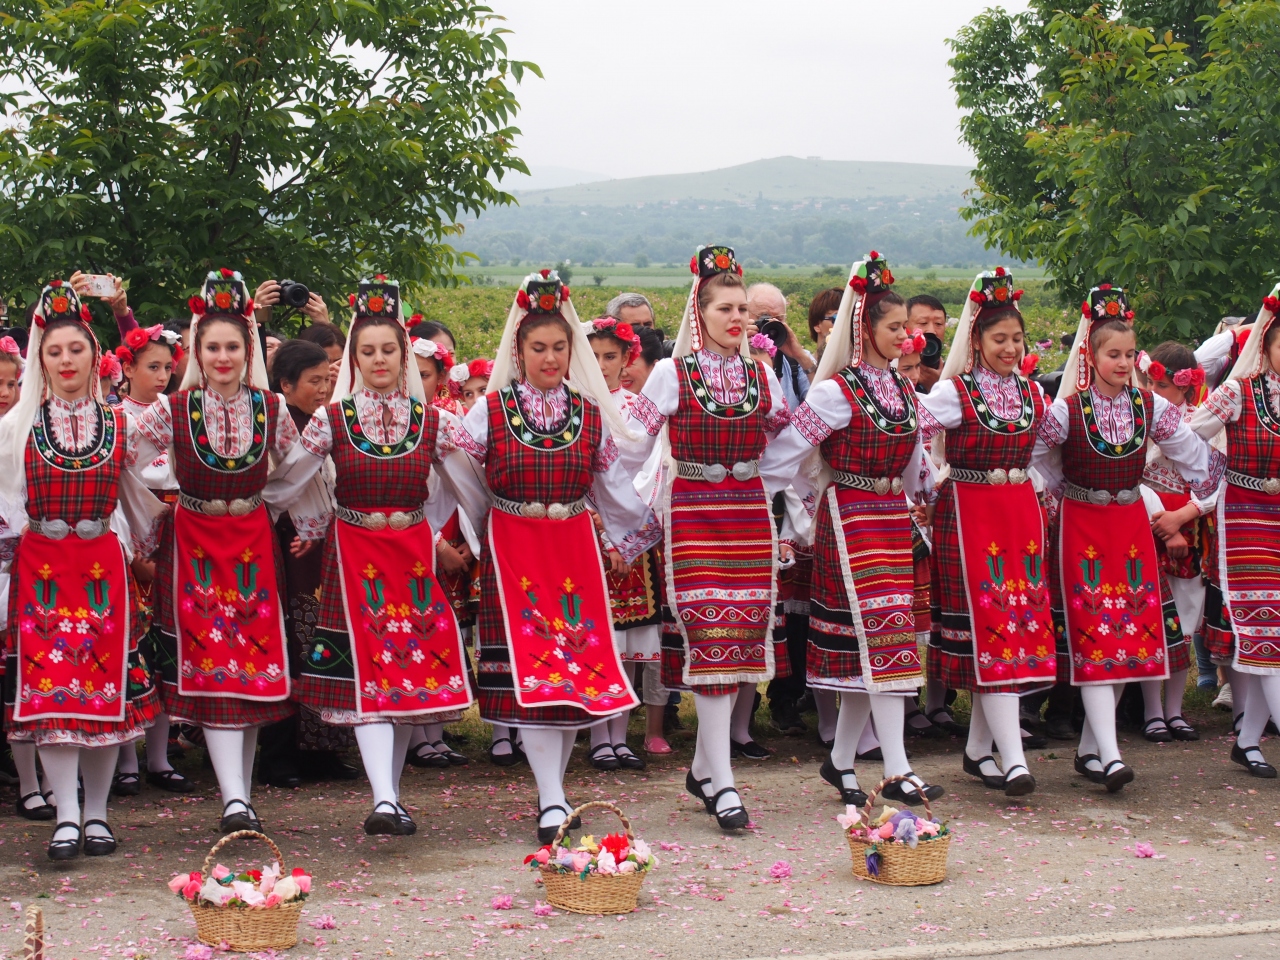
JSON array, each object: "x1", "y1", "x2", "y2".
[{"x1": 493, "y1": 0, "x2": 1029, "y2": 183}]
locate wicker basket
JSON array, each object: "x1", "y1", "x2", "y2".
[
  {"x1": 846, "y1": 776, "x2": 950, "y2": 886},
  {"x1": 538, "y1": 801, "x2": 648, "y2": 915},
  {"x1": 188, "y1": 830, "x2": 305, "y2": 950},
  {"x1": 23, "y1": 905, "x2": 43, "y2": 960}
]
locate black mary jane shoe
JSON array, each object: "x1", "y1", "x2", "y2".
[
  {"x1": 430, "y1": 740, "x2": 469, "y2": 766},
  {"x1": 730, "y1": 739, "x2": 771, "y2": 760},
  {"x1": 926, "y1": 708, "x2": 969, "y2": 737},
  {"x1": 16, "y1": 791, "x2": 56, "y2": 821},
  {"x1": 1166, "y1": 716, "x2": 1200, "y2": 742},
  {"x1": 963, "y1": 754, "x2": 1006, "y2": 789},
  {"x1": 710, "y1": 788, "x2": 750, "y2": 830},
  {"x1": 112, "y1": 772, "x2": 141, "y2": 797},
  {"x1": 408, "y1": 742, "x2": 450, "y2": 769},
  {"x1": 904, "y1": 709, "x2": 944, "y2": 739},
  {"x1": 1021, "y1": 730, "x2": 1049, "y2": 750},
  {"x1": 819, "y1": 757, "x2": 868, "y2": 807},
  {"x1": 364, "y1": 801, "x2": 405, "y2": 836},
  {"x1": 1003, "y1": 765, "x2": 1037, "y2": 797},
  {"x1": 588, "y1": 743, "x2": 621, "y2": 771},
  {"x1": 488, "y1": 737, "x2": 525, "y2": 768},
  {"x1": 146, "y1": 768, "x2": 194, "y2": 793},
  {"x1": 394, "y1": 803, "x2": 418, "y2": 836},
  {"x1": 880, "y1": 774, "x2": 945, "y2": 806},
  {"x1": 1232, "y1": 743, "x2": 1279, "y2": 779},
  {"x1": 536, "y1": 804, "x2": 572, "y2": 846},
  {"x1": 83, "y1": 820, "x2": 117, "y2": 857},
  {"x1": 1142, "y1": 718, "x2": 1174, "y2": 743},
  {"x1": 685, "y1": 770, "x2": 714, "y2": 813},
  {"x1": 47, "y1": 822, "x2": 82, "y2": 862},
  {"x1": 855, "y1": 746, "x2": 883, "y2": 762},
  {"x1": 219, "y1": 800, "x2": 261, "y2": 834},
  {"x1": 1103, "y1": 759, "x2": 1135, "y2": 793},
  {"x1": 1074, "y1": 752, "x2": 1106, "y2": 784},
  {"x1": 613, "y1": 743, "x2": 647, "y2": 771}
]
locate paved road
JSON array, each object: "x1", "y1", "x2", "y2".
[{"x1": 1, "y1": 705, "x2": 1278, "y2": 959}]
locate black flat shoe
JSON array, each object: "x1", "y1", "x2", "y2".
[
  {"x1": 219, "y1": 800, "x2": 261, "y2": 834},
  {"x1": 364, "y1": 801, "x2": 404, "y2": 836},
  {"x1": 146, "y1": 768, "x2": 194, "y2": 793},
  {"x1": 394, "y1": 803, "x2": 418, "y2": 835},
  {"x1": 926, "y1": 708, "x2": 969, "y2": 736},
  {"x1": 1103, "y1": 759, "x2": 1134, "y2": 793},
  {"x1": 1166, "y1": 716, "x2": 1199, "y2": 742},
  {"x1": 259, "y1": 765, "x2": 302, "y2": 789},
  {"x1": 1003, "y1": 765, "x2": 1036, "y2": 797},
  {"x1": 537, "y1": 804, "x2": 571, "y2": 845},
  {"x1": 47, "y1": 822, "x2": 81, "y2": 861},
  {"x1": 880, "y1": 775, "x2": 945, "y2": 806},
  {"x1": 963, "y1": 754, "x2": 1005, "y2": 789},
  {"x1": 819, "y1": 757, "x2": 868, "y2": 807},
  {"x1": 408, "y1": 743, "x2": 450, "y2": 769},
  {"x1": 112, "y1": 772, "x2": 141, "y2": 797},
  {"x1": 685, "y1": 770, "x2": 714, "y2": 813},
  {"x1": 730, "y1": 739, "x2": 771, "y2": 760},
  {"x1": 613, "y1": 743, "x2": 646, "y2": 770},
  {"x1": 1045, "y1": 716, "x2": 1076, "y2": 740},
  {"x1": 710, "y1": 788, "x2": 749, "y2": 830},
  {"x1": 1232, "y1": 743, "x2": 1278, "y2": 778},
  {"x1": 588, "y1": 743, "x2": 620, "y2": 770},
  {"x1": 1142, "y1": 718, "x2": 1173, "y2": 743},
  {"x1": 83, "y1": 819, "x2": 117, "y2": 857},
  {"x1": 16, "y1": 791, "x2": 55, "y2": 821},
  {"x1": 429, "y1": 740, "x2": 469, "y2": 766},
  {"x1": 904, "y1": 709, "x2": 945, "y2": 739},
  {"x1": 1021, "y1": 731, "x2": 1049, "y2": 749},
  {"x1": 488, "y1": 737, "x2": 524, "y2": 767},
  {"x1": 855, "y1": 747, "x2": 882, "y2": 762},
  {"x1": 1074, "y1": 753, "x2": 1106, "y2": 784}
]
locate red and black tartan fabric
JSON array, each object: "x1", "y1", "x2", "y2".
[
  {"x1": 152, "y1": 388, "x2": 294, "y2": 728},
  {"x1": 667, "y1": 356, "x2": 771, "y2": 464},
  {"x1": 1203, "y1": 582, "x2": 1234, "y2": 662},
  {"x1": 929, "y1": 375, "x2": 1047, "y2": 694},
  {"x1": 297, "y1": 401, "x2": 443, "y2": 719},
  {"x1": 3, "y1": 404, "x2": 161, "y2": 740},
  {"x1": 1061, "y1": 390, "x2": 1152, "y2": 492},
  {"x1": 809, "y1": 367, "x2": 919, "y2": 679},
  {"x1": 476, "y1": 389, "x2": 607, "y2": 726}
]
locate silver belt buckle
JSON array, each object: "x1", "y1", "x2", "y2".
[
  {"x1": 1087, "y1": 488, "x2": 1113, "y2": 506},
  {"x1": 364, "y1": 511, "x2": 389, "y2": 531},
  {"x1": 520, "y1": 502, "x2": 549, "y2": 520},
  {"x1": 228, "y1": 498, "x2": 255, "y2": 517},
  {"x1": 204, "y1": 499, "x2": 229, "y2": 517},
  {"x1": 731, "y1": 461, "x2": 756, "y2": 482},
  {"x1": 1265, "y1": 479, "x2": 1280, "y2": 496},
  {"x1": 987, "y1": 468, "x2": 1009, "y2": 486},
  {"x1": 1116, "y1": 488, "x2": 1140, "y2": 506},
  {"x1": 1008, "y1": 468, "x2": 1028, "y2": 485},
  {"x1": 872, "y1": 477, "x2": 890, "y2": 496},
  {"x1": 388, "y1": 511, "x2": 413, "y2": 531},
  {"x1": 702, "y1": 463, "x2": 728, "y2": 484},
  {"x1": 547, "y1": 502, "x2": 572, "y2": 521},
  {"x1": 40, "y1": 519, "x2": 70, "y2": 540},
  {"x1": 74, "y1": 519, "x2": 102, "y2": 539}
]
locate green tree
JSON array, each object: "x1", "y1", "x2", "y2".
[
  {"x1": 0, "y1": 0, "x2": 539, "y2": 329},
  {"x1": 948, "y1": 0, "x2": 1280, "y2": 338}
]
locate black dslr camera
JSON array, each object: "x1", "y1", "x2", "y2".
[
  {"x1": 277, "y1": 280, "x2": 310, "y2": 310},
  {"x1": 920, "y1": 332, "x2": 944, "y2": 369}
]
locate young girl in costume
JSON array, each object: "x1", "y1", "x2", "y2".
[
  {"x1": 450, "y1": 358, "x2": 493, "y2": 412},
  {"x1": 582, "y1": 316, "x2": 658, "y2": 771},
  {"x1": 1137, "y1": 343, "x2": 1212, "y2": 742},
  {"x1": 455, "y1": 270, "x2": 660, "y2": 843},
  {"x1": 917, "y1": 268, "x2": 1055, "y2": 798},
  {"x1": 112, "y1": 325, "x2": 191, "y2": 795},
  {"x1": 760, "y1": 253, "x2": 942, "y2": 806},
  {"x1": 622, "y1": 245, "x2": 791, "y2": 829},
  {"x1": 1190, "y1": 283, "x2": 1280, "y2": 778},
  {"x1": 129, "y1": 269, "x2": 302, "y2": 834},
  {"x1": 269, "y1": 278, "x2": 486, "y2": 833},
  {"x1": 0, "y1": 282, "x2": 167, "y2": 859},
  {"x1": 1033, "y1": 287, "x2": 1218, "y2": 792}
]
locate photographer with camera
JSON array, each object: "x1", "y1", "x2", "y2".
[
  {"x1": 254, "y1": 279, "x2": 330, "y2": 328},
  {"x1": 747, "y1": 283, "x2": 815, "y2": 410},
  {"x1": 905, "y1": 295, "x2": 948, "y2": 393}
]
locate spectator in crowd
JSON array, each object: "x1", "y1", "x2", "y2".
[
  {"x1": 807, "y1": 288, "x2": 842, "y2": 363},
  {"x1": 906, "y1": 295, "x2": 948, "y2": 392},
  {"x1": 262, "y1": 328, "x2": 286, "y2": 373},
  {"x1": 746, "y1": 282, "x2": 815, "y2": 410},
  {"x1": 297, "y1": 321, "x2": 345, "y2": 384},
  {"x1": 408, "y1": 318, "x2": 458, "y2": 353},
  {"x1": 606, "y1": 292, "x2": 658, "y2": 336}
]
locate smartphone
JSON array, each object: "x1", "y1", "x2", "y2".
[{"x1": 80, "y1": 274, "x2": 115, "y2": 298}]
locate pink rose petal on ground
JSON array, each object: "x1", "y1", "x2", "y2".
[
  {"x1": 308, "y1": 914, "x2": 337, "y2": 929},
  {"x1": 491, "y1": 895, "x2": 513, "y2": 910},
  {"x1": 532, "y1": 901, "x2": 554, "y2": 917},
  {"x1": 769, "y1": 860, "x2": 792, "y2": 880}
]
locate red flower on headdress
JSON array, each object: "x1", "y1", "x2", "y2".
[
  {"x1": 189, "y1": 295, "x2": 206, "y2": 315},
  {"x1": 125, "y1": 328, "x2": 151, "y2": 351},
  {"x1": 1147, "y1": 360, "x2": 1167, "y2": 382},
  {"x1": 882, "y1": 268, "x2": 895, "y2": 285},
  {"x1": 349, "y1": 293, "x2": 357, "y2": 307},
  {"x1": 49, "y1": 279, "x2": 62, "y2": 288},
  {"x1": 367, "y1": 295, "x2": 386, "y2": 313},
  {"x1": 689, "y1": 255, "x2": 698, "y2": 275},
  {"x1": 51, "y1": 296, "x2": 69, "y2": 314},
  {"x1": 80, "y1": 305, "x2": 92, "y2": 322},
  {"x1": 375, "y1": 274, "x2": 387, "y2": 281},
  {"x1": 1099, "y1": 283, "x2": 1112, "y2": 291},
  {"x1": 1019, "y1": 353, "x2": 1039, "y2": 377},
  {"x1": 1264, "y1": 295, "x2": 1280, "y2": 313},
  {"x1": 616, "y1": 322, "x2": 635, "y2": 341},
  {"x1": 849, "y1": 276, "x2": 868, "y2": 293},
  {"x1": 562, "y1": 285, "x2": 571, "y2": 300},
  {"x1": 115, "y1": 344, "x2": 133, "y2": 364},
  {"x1": 173, "y1": 344, "x2": 185, "y2": 363},
  {"x1": 219, "y1": 268, "x2": 234, "y2": 278},
  {"x1": 539, "y1": 269, "x2": 551, "y2": 279},
  {"x1": 410, "y1": 313, "x2": 423, "y2": 324},
  {"x1": 244, "y1": 298, "x2": 254, "y2": 316},
  {"x1": 994, "y1": 286, "x2": 1008, "y2": 302},
  {"x1": 868, "y1": 250, "x2": 880, "y2": 260},
  {"x1": 214, "y1": 291, "x2": 233, "y2": 309},
  {"x1": 1105, "y1": 300, "x2": 1120, "y2": 316},
  {"x1": 969, "y1": 290, "x2": 985, "y2": 304},
  {"x1": 538, "y1": 293, "x2": 557, "y2": 311},
  {"x1": 1081, "y1": 301, "x2": 1090, "y2": 317},
  {"x1": 516, "y1": 290, "x2": 530, "y2": 309},
  {"x1": 995, "y1": 266, "x2": 1006, "y2": 277},
  {"x1": 1189, "y1": 367, "x2": 1205, "y2": 386},
  {"x1": 1013, "y1": 289, "x2": 1024, "y2": 301},
  {"x1": 99, "y1": 354, "x2": 121, "y2": 380},
  {"x1": 714, "y1": 253, "x2": 730, "y2": 270},
  {"x1": 1124, "y1": 309, "x2": 1134, "y2": 320}
]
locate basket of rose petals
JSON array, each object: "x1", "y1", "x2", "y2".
[
  {"x1": 842, "y1": 776, "x2": 950, "y2": 886},
  {"x1": 169, "y1": 830, "x2": 311, "y2": 950},
  {"x1": 524, "y1": 800, "x2": 657, "y2": 914}
]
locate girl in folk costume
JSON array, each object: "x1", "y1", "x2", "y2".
[
  {"x1": 917, "y1": 268, "x2": 1055, "y2": 798},
  {"x1": 129, "y1": 269, "x2": 302, "y2": 833},
  {"x1": 1137, "y1": 344, "x2": 1213, "y2": 742},
  {"x1": 455, "y1": 271, "x2": 660, "y2": 843},
  {"x1": 269, "y1": 278, "x2": 487, "y2": 834},
  {"x1": 0, "y1": 283, "x2": 167, "y2": 860},
  {"x1": 1190, "y1": 283, "x2": 1280, "y2": 778},
  {"x1": 1034, "y1": 287, "x2": 1219, "y2": 792},
  {"x1": 112, "y1": 324, "x2": 192, "y2": 796},
  {"x1": 582, "y1": 316, "x2": 658, "y2": 771},
  {"x1": 622, "y1": 245, "x2": 791, "y2": 829},
  {"x1": 411, "y1": 335, "x2": 465, "y2": 417},
  {"x1": 759, "y1": 253, "x2": 942, "y2": 806}
]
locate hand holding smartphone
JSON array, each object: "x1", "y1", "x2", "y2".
[{"x1": 79, "y1": 274, "x2": 116, "y2": 299}]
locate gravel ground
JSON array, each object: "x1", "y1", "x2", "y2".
[{"x1": 1, "y1": 694, "x2": 1278, "y2": 960}]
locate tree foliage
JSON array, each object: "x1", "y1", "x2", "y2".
[
  {"x1": 950, "y1": 1, "x2": 1280, "y2": 338},
  {"x1": 0, "y1": 0, "x2": 538, "y2": 325}
]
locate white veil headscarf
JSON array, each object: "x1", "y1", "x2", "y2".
[
  {"x1": 1056, "y1": 284, "x2": 1136, "y2": 403},
  {"x1": 1225, "y1": 282, "x2": 1280, "y2": 383},
  {"x1": 179, "y1": 269, "x2": 270, "y2": 393},
  {"x1": 330, "y1": 278, "x2": 428, "y2": 403},
  {"x1": 489, "y1": 270, "x2": 633, "y2": 441},
  {"x1": 0, "y1": 282, "x2": 105, "y2": 503}
]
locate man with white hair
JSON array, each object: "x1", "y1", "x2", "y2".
[
  {"x1": 605, "y1": 292, "x2": 657, "y2": 331},
  {"x1": 746, "y1": 283, "x2": 816, "y2": 410}
]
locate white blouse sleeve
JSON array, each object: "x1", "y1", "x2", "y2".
[
  {"x1": 113, "y1": 460, "x2": 168, "y2": 558},
  {"x1": 126, "y1": 394, "x2": 173, "y2": 479},
  {"x1": 1190, "y1": 380, "x2": 1240, "y2": 439},
  {"x1": 1029, "y1": 398, "x2": 1070, "y2": 499},
  {"x1": 263, "y1": 407, "x2": 332, "y2": 541},
  {"x1": 270, "y1": 394, "x2": 301, "y2": 459},
  {"x1": 916, "y1": 379, "x2": 965, "y2": 446},
  {"x1": 455, "y1": 399, "x2": 491, "y2": 464},
  {"x1": 759, "y1": 378, "x2": 850, "y2": 498},
  {"x1": 1195, "y1": 331, "x2": 1237, "y2": 387},
  {"x1": 431, "y1": 410, "x2": 492, "y2": 540},
  {"x1": 588, "y1": 418, "x2": 662, "y2": 564},
  {"x1": 1147, "y1": 392, "x2": 1224, "y2": 497},
  {"x1": 618, "y1": 358, "x2": 679, "y2": 474}
]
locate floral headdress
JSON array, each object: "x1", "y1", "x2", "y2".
[
  {"x1": 748, "y1": 332, "x2": 777, "y2": 358},
  {"x1": 34, "y1": 279, "x2": 93, "y2": 329},
  {"x1": 333, "y1": 275, "x2": 430, "y2": 403},
  {"x1": 98, "y1": 352, "x2": 123, "y2": 386},
  {"x1": 1136, "y1": 351, "x2": 1205, "y2": 389},
  {"x1": 586, "y1": 316, "x2": 641, "y2": 365},
  {"x1": 938, "y1": 268, "x2": 1024, "y2": 383},
  {"x1": 846, "y1": 251, "x2": 896, "y2": 366},
  {"x1": 0, "y1": 335, "x2": 21, "y2": 366},
  {"x1": 517, "y1": 269, "x2": 570, "y2": 316},
  {"x1": 899, "y1": 328, "x2": 927, "y2": 355},
  {"x1": 181, "y1": 268, "x2": 268, "y2": 391},
  {"x1": 682, "y1": 244, "x2": 742, "y2": 353},
  {"x1": 1064, "y1": 283, "x2": 1135, "y2": 397},
  {"x1": 410, "y1": 336, "x2": 455, "y2": 372},
  {"x1": 349, "y1": 275, "x2": 399, "y2": 320},
  {"x1": 1226, "y1": 281, "x2": 1280, "y2": 383},
  {"x1": 116, "y1": 324, "x2": 184, "y2": 366}
]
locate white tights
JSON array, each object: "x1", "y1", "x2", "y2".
[
  {"x1": 829, "y1": 692, "x2": 911, "y2": 792},
  {"x1": 1237, "y1": 674, "x2": 1280, "y2": 751},
  {"x1": 116, "y1": 715, "x2": 175, "y2": 775},
  {"x1": 353, "y1": 723, "x2": 414, "y2": 809},
  {"x1": 729, "y1": 682, "x2": 757, "y2": 743},
  {"x1": 1140, "y1": 670, "x2": 1189, "y2": 725},
  {"x1": 41, "y1": 744, "x2": 118, "y2": 841},
  {"x1": 813, "y1": 688, "x2": 838, "y2": 743},
  {"x1": 1078, "y1": 684, "x2": 1124, "y2": 769},
  {"x1": 588, "y1": 664, "x2": 638, "y2": 752},
  {"x1": 203, "y1": 726, "x2": 260, "y2": 813},
  {"x1": 965, "y1": 693, "x2": 1028, "y2": 779},
  {"x1": 689, "y1": 692, "x2": 739, "y2": 815},
  {"x1": 522, "y1": 728, "x2": 576, "y2": 829}
]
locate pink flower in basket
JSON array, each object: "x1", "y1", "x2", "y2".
[
  {"x1": 596, "y1": 851, "x2": 618, "y2": 875},
  {"x1": 211, "y1": 864, "x2": 232, "y2": 881},
  {"x1": 836, "y1": 805, "x2": 862, "y2": 831},
  {"x1": 264, "y1": 893, "x2": 283, "y2": 908}
]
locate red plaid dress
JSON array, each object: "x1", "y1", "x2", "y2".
[
  {"x1": 3, "y1": 403, "x2": 161, "y2": 745},
  {"x1": 150, "y1": 388, "x2": 295, "y2": 728},
  {"x1": 928, "y1": 374, "x2": 1047, "y2": 694},
  {"x1": 476, "y1": 388, "x2": 606, "y2": 726},
  {"x1": 808, "y1": 367, "x2": 918, "y2": 683}
]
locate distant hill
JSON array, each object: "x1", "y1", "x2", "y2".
[{"x1": 515, "y1": 156, "x2": 973, "y2": 206}]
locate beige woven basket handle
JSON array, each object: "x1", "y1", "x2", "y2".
[
  {"x1": 200, "y1": 829, "x2": 287, "y2": 882},
  {"x1": 23, "y1": 905, "x2": 43, "y2": 960},
  {"x1": 860, "y1": 775, "x2": 937, "y2": 825},
  {"x1": 550, "y1": 800, "x2": 634, "y2": 848}
]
